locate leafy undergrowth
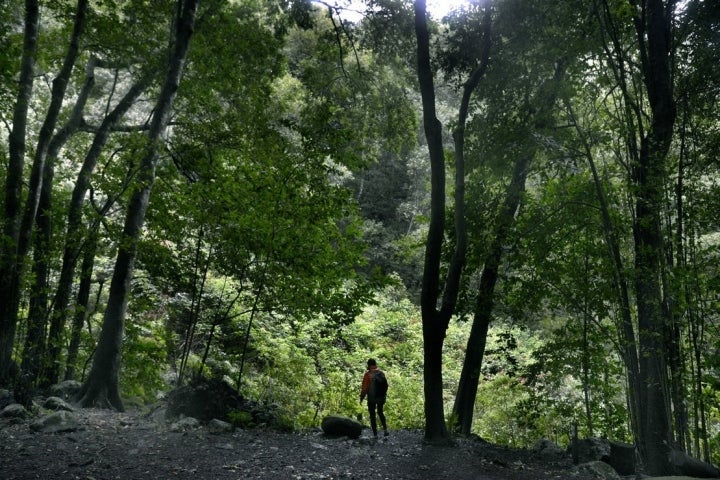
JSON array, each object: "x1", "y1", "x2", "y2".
[{"x1": 0, "y1": 408, "x2": 599, "y2": 480}]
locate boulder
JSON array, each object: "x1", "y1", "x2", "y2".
[
  {"x1": 608, "y1": 440, "x2": 635, "y2": 475},
  {"x1": 207, "y1": 418, "x2": 233, "y2": 434},
  {"x1": 43, "y1": 396, "x2": 75, "y2": 412},
  {"x1": 0, "y1": 403, "x2": 28, "y2": 419},
  {"x1": 166, "y1": 377, "x2": 277, "y2": 428},
  {"x1": 573, "y1": 437, "x2": 611, "y2": 464},
  {"x1": 166, "y1": 378, "x2": 242, "y2": 422},
  {"x1": 30, "y1": 411, "x2": 78, "y2": 433},
  {"x1": 321, "y1": 415, "x2": 363, "y2": 439},
  {"x1": 671, "y1": 449, "x2": 720, "y2": 478},
  {"x1": 48, "y1": 380, "x2": 82, "y2": 401},
  {"x1": 574, "y1": 461, "x2": 622, "y2": 480}
]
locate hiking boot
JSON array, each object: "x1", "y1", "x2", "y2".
[{"x1": 384, "y1": 430, "x2": 389, "y2": 437}]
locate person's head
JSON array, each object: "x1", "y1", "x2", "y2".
[{"x1": 367, "y1": 358, "x2": 377, "y2": 369}]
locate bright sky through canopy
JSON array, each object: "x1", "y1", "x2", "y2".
[
  {"x1": 426, "y1": 0, "x2": 472, "y2": 19},
  {"x1": 321, "y1": 0, "x2": 473, "y2": 23}
]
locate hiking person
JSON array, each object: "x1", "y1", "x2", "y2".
[{"x1": 360, "y1": 358, "x2": 388, "y2": 437}]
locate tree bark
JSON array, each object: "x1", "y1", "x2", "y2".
[
  {"x1": 414, "y1": 0, "x2": 466, "y2": 443},
  {"x1": 452, "y1": 60, "x2": 565, "y2": 435},
  {"x1": 594, "y1": 0, "x2": 677, "y2": 472},
  {"x1": 631, "y1": 0, "x2": 677, "y2": 474},
  {"x1": 565, "y1": 95, "x2": 642, "y2": 445},
  {"x1": 45, "y1": 75, "x2": 149, "y2": 386},
  {"x1": 76, "y1": 0, "x2": 199, "y2": 410},
  {"x1": 1, "y1": 0, "x2": 87, "y2": 386},
  {"x1": 19, "y1": 169, "x2": 53, "y2": 386},
  {"x1": 21, "y1": 56, "x2": 96, "y2": 388},
  {"x1": 0, "y1": 0, "x2": 40, "y2": 386},
  {"x1": 12, "y1": 0, "x2": 88, "y2": 387},
  {"x1": 64, "y1": 228, "x2": 101, "y2": 381},
  {"x1": 452, "y1": 152, "x2": 530, "y2": 434}
]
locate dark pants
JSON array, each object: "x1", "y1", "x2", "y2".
[{"x1": 367, "y1": 400, "x2": 387, "y2": 436}]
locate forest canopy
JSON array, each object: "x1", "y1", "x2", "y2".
[{"x1": 0, "y1": 0, "x2": 718, "y2": 476}]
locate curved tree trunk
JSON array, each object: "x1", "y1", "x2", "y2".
[
  {"x1": 452, "y1": 152, "x2": 530, "y2": 434},
  {"x1": 414, "y1": 0, "x2": 493, "y2": 442},
  {"x1": 1, "y1": 0, "x2": 87, "y2": 387},
  {"x1": 76, "y1": 0, "x2": 199, "y2": 410},
  {"x1": 23, "y1": 56, "x2": 96, "y2": 388},
  {"x1": 452, "y1": 60, "x2": 565, "y2": 435},
  {"x1": 414, "y1": 0, "x2": 468, "y2": 443},
  {"x1": 0, "y1": 0, "x2": 40, "y2": 387},
  {"x1": 45, "y1": 75, "x2": 149, "y2": 387}
]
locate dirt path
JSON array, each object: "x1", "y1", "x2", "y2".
[{"x1": 1, "y1": 408, "x2": 596, "y2": 480}]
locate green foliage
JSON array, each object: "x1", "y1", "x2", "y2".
[
  {"x1": 2, "y1": 0, "x2": 719, "y2": 465},
  {"x1": 213, "y1": 285, "x2": 429, "y2": 432},
  {"x1": 474, "y1": 374, "x2": 533, "y2": 447},
  {"x1": 120, "y1": 327, "x2": 167, "y2": 404},
  {"x1": 227, "y1": 409, "x2": 254, "y2": 428},
  {"x1": 120, "y1": 292, "x2": 169, "y2": 404}
]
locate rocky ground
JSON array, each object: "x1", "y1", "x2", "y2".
[{"x1": 0, "y1": 405, "x2": 607, "y2": 480}]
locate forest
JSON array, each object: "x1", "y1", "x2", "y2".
[{"x1": 0, "y1": 0, "x2": 718, "y2": 477}]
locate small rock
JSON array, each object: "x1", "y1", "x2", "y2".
[
  {"x1": 535, "y1": 438, "x2": 565, "y2": 458},
  {"x1": 170, "y1": 416, "x2": 200, "y2": 432},
  {"x1": 214, "y1": 443, "x2": 235, "y2": 450},
  {"x1": 43, "y1": 396, "x2": 75, "y2": 412},
  {"x1": 207, "y1": 418, "x2": 233, "y2": 434},
  {"x1": 574, "y1": 460, "x2": 621, "y2": 480},
  {"x1": 0, "y1": 388, "x2": 13, "y2": 409},
  {"x1": 148, "y1": 406, "x2": 168, "y2": 424},
  {"x1": 30, "y1": 410, "x2": 78, "y2": 433},
  {"x1": 0, "y1": 403, "x2": 28, "y2": 419}
]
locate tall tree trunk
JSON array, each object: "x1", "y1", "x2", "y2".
[
  {"x1": 19, "y1": 172, "x2": 52, "y2": 386},
  {"x1": 444, "y1": 5, "x2": 492, "y2": 437},
  {"x1": 0, "y1": 0, "x2": 40, "y2": 387},
  {"x1": 414, "y1": 0, "x2": 467, "y2": 443},
  {"x1": 64, "y1": 228, "x2": 101, "y2": 381},
  {"x1": 8, "y1": 0, "x2": 88, "y2": 387},
  {"x1": 76, "y1": 0, "x2": 199, "y2": 410},
  {"x1": 631, "y1": 0, "x2": 677, "y2": 474},
  {"x1": 45, "y1": 76, "x2": 149, "y2": 386},
  {"x1": 22, "y1": 56, "x2": 96, "y2": 388},
  {"x1": 452, "y1": 152, "x2": 530, "y2": 435},
  {"x1": 452, "y1": 60, "x2": 565, "y2": 435},
  {"x1": 15, "y1": 0, "x2": 88, "y2": 274},
  {"x1": 565, "y1": 95, "x2": 642, "y2": 446},
  {"x1": 594, "y1": 0, "x2": 677, "y2": 472},
  {"x1": 1, "y1": 0, "x2": 87, "y2": 386},
  {"x1": 664, "y1": 171, "x2": 687, "y2": 452}
]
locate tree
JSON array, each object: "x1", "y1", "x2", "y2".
[
  {"x1": 76, "y1": 0, "x2": 199, "y2": 410},
  {"x1": 592, "y1": 0, "x2": 678, "y2": 473},
  {"x1": 414, "y1": 0, "x2": 471, "y2": 442},
  {"x1": 43, "y1": 74, "x2": 152, "y2": 387},
  {"x1": 0, "y1": 0, "x2": 40, "y2": 386}
]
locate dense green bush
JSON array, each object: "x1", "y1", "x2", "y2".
[{"x1": 111, "y1": 282, "x2": 639, "y2": 450}]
